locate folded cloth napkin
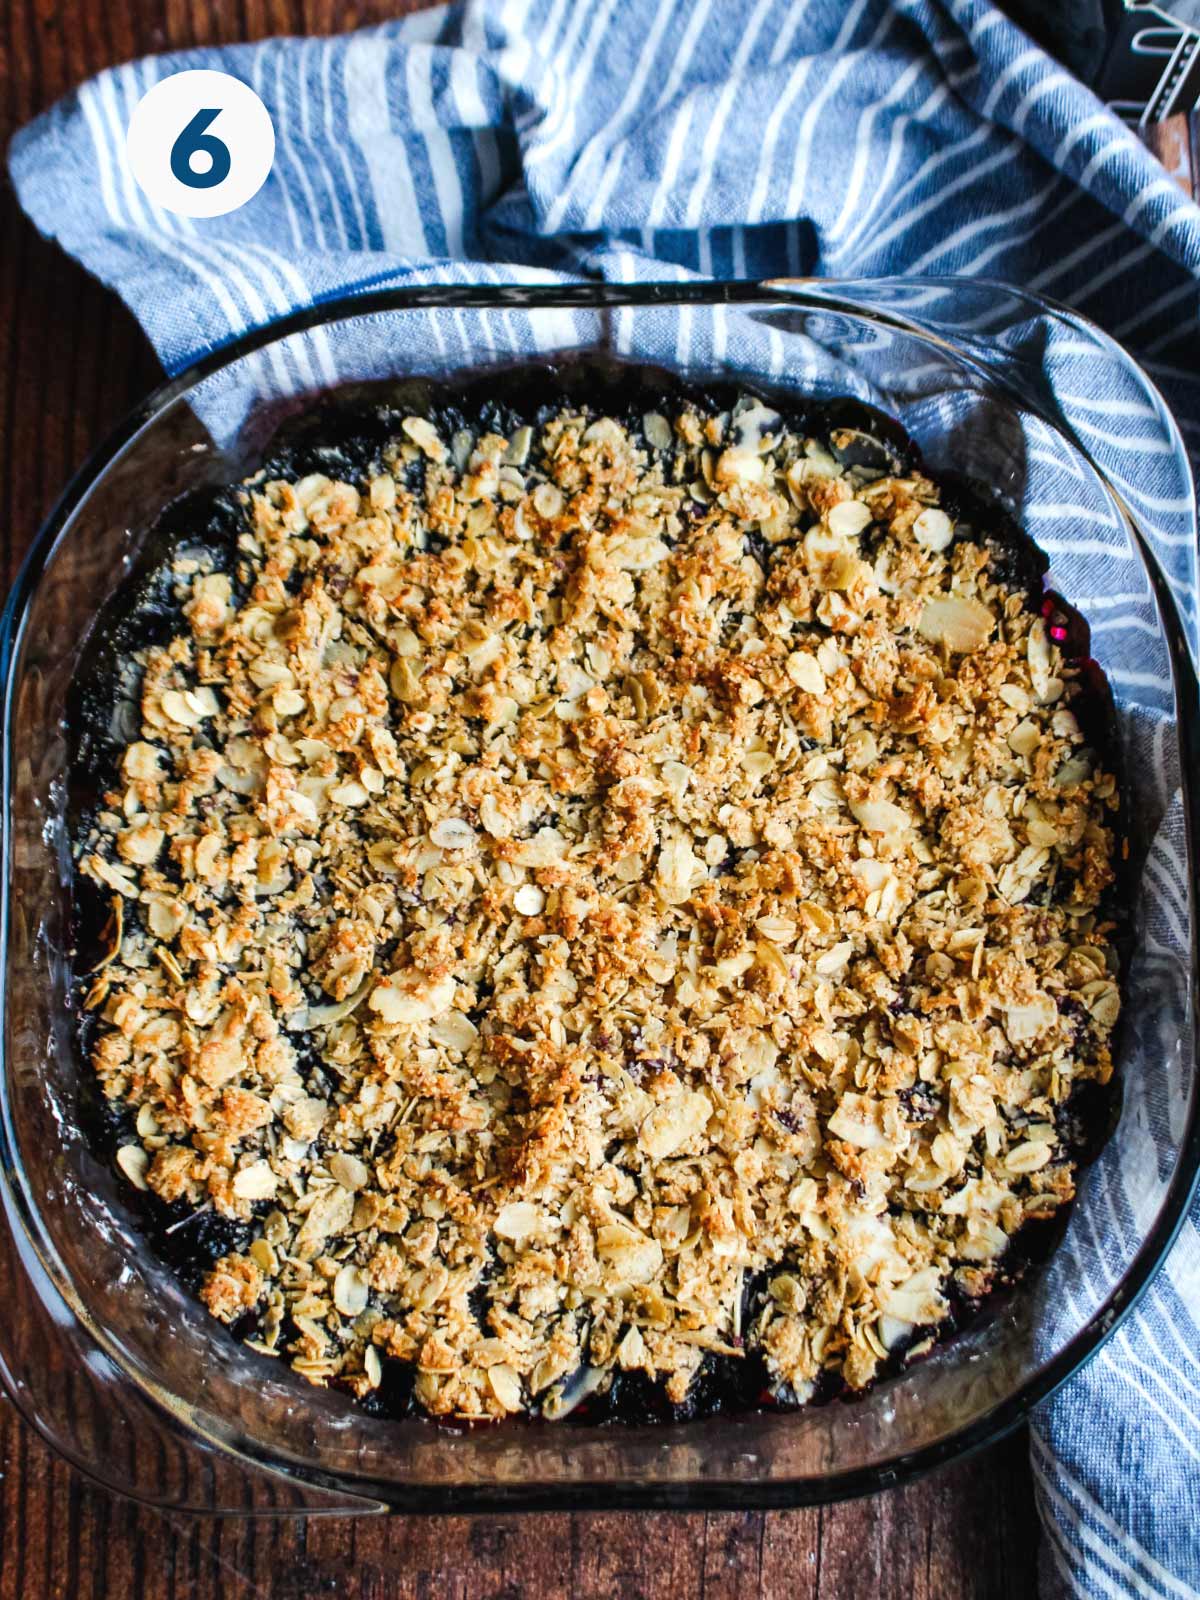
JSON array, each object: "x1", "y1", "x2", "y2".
[{"x1": 9, "y1": 2, "x2": 1200, "y2": 1592}]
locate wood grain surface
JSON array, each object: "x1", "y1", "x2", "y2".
[{"x1": 1, "y1": 4, "x2": 1194, "y2": 1596}]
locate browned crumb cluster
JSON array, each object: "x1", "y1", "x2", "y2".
[{"x1": 78, "y1": 393, "x2": 1120, "y2": 1421}]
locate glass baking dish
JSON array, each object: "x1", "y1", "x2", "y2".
[{"x1": 0, "y1": 280, "x2": 1197, "y2": 1515}]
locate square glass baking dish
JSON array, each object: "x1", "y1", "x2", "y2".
[{"x1": 0, "y1": 280, "x2": 1197, "y2": 1515}]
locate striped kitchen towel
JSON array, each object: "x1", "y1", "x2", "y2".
[{"x1": 8, "y1": 2, "x2": 1200, "y2": 1593}]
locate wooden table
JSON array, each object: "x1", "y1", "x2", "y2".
[{"x1": 1, "y1": 5, "x2": 1194, "y2": 1596}]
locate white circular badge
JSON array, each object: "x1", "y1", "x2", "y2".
[{"x1": 126, "y1": 70, "x2": 275, "y2": 218}]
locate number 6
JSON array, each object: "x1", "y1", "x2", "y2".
[{"x1": 170, "y1": 108, "x2": 232, "y2": 190}]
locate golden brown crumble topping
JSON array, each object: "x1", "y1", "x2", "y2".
[{"x1": 79, "y1": 393, "x2": 1120, "y2": 1420}]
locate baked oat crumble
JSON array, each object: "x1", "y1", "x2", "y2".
[{"x1": 76, "y1": 386, "x2": 1121, "y2": 1421}]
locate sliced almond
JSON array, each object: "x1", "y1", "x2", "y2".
[
  {"x1": 232, "y1": 1160, "x2": 277, "y2": 1200},
  {"x1": 370, "y1": 972, "x2": 457, "y2": 1026},
  {"x1": 329, "y1": 1152, "x2": 370, "y2": 1191},
  {"x1": 608, "y1": 534, "x2": 671, "y2": 570},
  {"x1": 596, "y1": 1226, "x2": 663, "y2": 1285},
  {"x1": 1004, "y1": 993, "x2": 1057, "y2": 1044},
  {"x1": 1007, "y1": 719, "x2": 1041, "y2": 758},
  {"x1": 431, "y1": 817, "x2": 477, "y2": 851},
  {"x1": 514, "y1": 884, "x2": 546, "y2": 916},
  {"x1": 117, "y1": 822, "x2": 164, "y2": 866},
  {"x1": 639, "y1": 1091, "x2": 713, "y2": 1161},
  {"x1": 814, "y1": 939, "x2": 853, "y2": 975},
  {"x1": 786, "y1": 651, "x2": 825, "y2": 694},
  {"x1": 880, "y1": 1267, "x2": 947, "y2": 1326},
  {"x1": 430, "y1": 1011, "x2": 480, "y2": 1053},
  {"x1": 401, "y1": 415, "x2": 445, "y2": 459},
  {"x1": 716, "y1": 447, "x2": 766, "y2": 485},
  {"x1": 329, "y1": 781, "x2": 369, "y2": 807},
  {"x1": 117, "y1": 1145, "x2": 150, "y2": 1191},
  {"x1": 532, "y1": 482, "x2": 564, "y2": 519},
  {"x1": 1005, "y1": 1140, "x2": 1054, "y2": 1175},
  {"x1": 917, "y1": 595, "x2": 994, "y2": 653},
  {"x1": 827, "y1": 1093, "x2": 888, "y2": 1150},
  {"x1": 827, "y1": 499, "x2": 872, "y2": 538},
  {"x1": 487, "y1": 1364, "x2": 523, "y2": 1412},
  {"x1": 643, "y1": 412, "x2": 673, "y2": 451},
  {"x1": 912, "y1": 508, "x2": 953, "y2": 552},
  {"x1": 161, "y1": 689, "x2": 201, "y2": 728},
  {"x1": 494, "y1": 1201, "x2": 545, "y2": 1242},
  {"x1": 333, "y1": 1263, "x2": 370, "y2": 1316},
  {"x1": 850, "y1": 797, "x2": 910, "y2": 837}
]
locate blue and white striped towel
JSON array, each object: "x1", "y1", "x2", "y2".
[{"x1": 8, "y1": 2, "x2": 1200, "y2": 1592}]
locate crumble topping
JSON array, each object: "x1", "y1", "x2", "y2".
[{"x1": 78, "y1": 391, "x2": 1121, "y2": 1420}]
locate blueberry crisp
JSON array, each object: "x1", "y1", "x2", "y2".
[{"x1": 75, "y1": 380, "x2": 1121, "y2": 1422}]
